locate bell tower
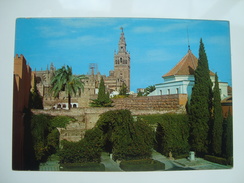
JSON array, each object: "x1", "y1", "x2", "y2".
[{"x1": 114, "y1": 27, "x2": 130, "y2": 92}]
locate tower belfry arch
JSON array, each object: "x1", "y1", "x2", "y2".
[{"x1": 114, "y1": 27, "x2": 131, "y2": 91}]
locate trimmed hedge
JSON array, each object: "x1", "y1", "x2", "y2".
[
  {"x1": 60, "y1": 162, "x2": 105, "y2": 171},
  {"x1": 96, "y1": 110, "x2": 154, "y2": 161},
  {"x1": 204, "y1": 155, "x2": 231, "y2": 166},
  {"x1": 120, "y1": 159, "x2": 165, "y2": 171},
  {"x1": 59, "y1": 128, "x2": 103, "y2": 164},
  {"x1": 141, "y1": 113, "x2": 189, "y2": 157}
]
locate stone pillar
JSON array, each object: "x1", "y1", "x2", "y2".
[{"x1": 189, "y1": 151, "x2": 195, "y2": 161}]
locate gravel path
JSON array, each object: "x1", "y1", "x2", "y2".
[{"x1": 100, "y1": 152, "x2": 123, "y2": 171}]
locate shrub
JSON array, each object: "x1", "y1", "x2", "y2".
[
  {"x1": 120, "y1": 159, "x2": 165, "y2": 171},
  {"x1": 50, "y1": 116, "x2": 76, "y2": 128},
  {"x1": 59, "y1": 128, "x2": 103, "y2": 164},
  {"x1": 141, "y1": 113, "x2": 189, "y2": 157},
  {"x1": 96, "y1": 110, "x2": 154, "y2": 161},
  {"x1": 204, "y1": 155, "x2": 228, "y2": 165},
  {"x1": 60, "y1": 162, "x2": 105, "y2": 171}
]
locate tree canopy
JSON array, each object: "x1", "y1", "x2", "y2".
[
  {"x1": 50, "y1": 65, "x2": 86, "y2": 109},
  {"x1": 188, "y1": 39, "x2": 213, "y2": 155},
  {"x1": 90, "y1": 77, "x2": 112, "y2": 107}
]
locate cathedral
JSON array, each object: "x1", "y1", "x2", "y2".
[{"x1": 34, "y1": 28, "x2": 131, "y2": 108}]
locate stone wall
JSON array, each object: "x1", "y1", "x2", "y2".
[
  {"x1": 32, "y1": 94, "x2": 187, "y2": 142},
  {"x1": 112, "y1": 94, "x2": 187, "y2": 112}
]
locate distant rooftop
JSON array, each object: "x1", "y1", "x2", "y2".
[{"x1": 163, "y1": 50, "x2": 215, "y2": 77}]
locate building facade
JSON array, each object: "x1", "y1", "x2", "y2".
[
  {"x1": 149, "y1": 49, "x2": 229, "y2": 100},
  {"x1": 35, "y1": 28, "x2": 131, "y2": 108}
]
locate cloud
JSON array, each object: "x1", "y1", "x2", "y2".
[
  {"x1": 58, "y1": 18, "x2": 117, "y2": 29},
  {"x1": 132, "y1": 26, "x2": 156, "y2": 33},
  {"x1": 48, "y1": 35, "x2": 111, "y2": 48},
  {"x1": 36, "y1": 24, "x2": 69, "y2": 38}
]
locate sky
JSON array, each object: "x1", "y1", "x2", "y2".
[{"x1": 15, "y1": 18, "x2": 232, "y2": 92}]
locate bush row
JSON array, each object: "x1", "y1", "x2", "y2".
[
  {"x1": 204, "y1": 155, "x2": 233, "y2": 166},
  {"x1": 58, "y1": 128, "x2": 103, "y2": 164},
  {"x1": 120, "y1": 159, "x2": 165, "y2": 171},
  {"x1": 60, "y1": 162, "x2": 105, "y2": 171},
  {"x1": 24, "y1": 112, "x2": 76, "y2": 169},
  {"x1": 140, "y1": 113, "x2": 189, "y2": 157},
  {"x1": 96, "y1": 109, "x2": 154, "y2": 161}
]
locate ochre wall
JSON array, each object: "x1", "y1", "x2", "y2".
[{"x1": 13, "y1": 54, "x2": 32, "y2": 170}]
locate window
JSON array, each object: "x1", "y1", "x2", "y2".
[
  {"x1": 167, "y1": 89, "x2": 170, "y2": 95},
  {"x1": 120, "y1": 58, "x2": 122, "y2": 63},
  {"x1": 176, "y1": 88, "x2": 179, "y2": 94},
  {"x1": 160, "y1": 90, "x2": 162, "y2": 95}
]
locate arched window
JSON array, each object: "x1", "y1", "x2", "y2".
[
  {"x1": 73, "y1": 104, "x2": 77, "y2": 108},
  {"x1": 57, "y1": 104, "x2": 61, "y2": 108},
  {"x1": 62, "y1": 104, "x2": 66, "y2": 108},
  {"x1": 176, "y1": 88, "x2": 179, "y2": 94},
  {"x1": 120, "y1": 58, "x2": 122, "y2": 63},
  {"x1": 167, "y1": 89, "x2": 170, "y2": 95}
]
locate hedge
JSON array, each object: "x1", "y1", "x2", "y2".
[
  {"x1": 96, "y1": 109, "x2": 154, "y2": 161},
  {"x1": 140, "y1": 113, "x2": 189, "y2": 157},
  {"x1": 204, "y1": 155, "x2": 231, "y2": 166},
  {"x1": 120, "y1": 159, "x2": 165, "y2": 171},
  {"x1": 60, "y1": 162, "x2": 105, "y2": 171},
  {"x1": 59, "y1": 128, "x2": 103, "y2": 164}
]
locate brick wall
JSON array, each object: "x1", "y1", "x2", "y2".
[{"x1": 112, "y1": 94, "x2": 187, "y2": 112}]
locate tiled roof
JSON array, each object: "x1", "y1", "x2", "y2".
[{"x1": 163, "y1": 50, "x2": 215, "y2": 77}]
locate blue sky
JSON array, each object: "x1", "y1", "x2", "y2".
[{"x1": 15, "y1": 18, "x2": 231, "y2": 92}]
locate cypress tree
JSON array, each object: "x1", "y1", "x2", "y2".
[
  {"x1": 188, "y1": 38, "x2": 213, "y2": 155},
  {"x1": 119, "y1": 82, "x2": 128, "y2": 96},
  {"x1": 29, "y1": 77, "x2": 43, "y2": 109},
  {"x1": 97, "y1": 77, "x2": 106, "y2": 102},
  {"x1": 222, "y1": 110, "x2": 233, "y2": 164},
  {"x1": 90, "y1": 77, "x2": 112, "y2": 107},
  {"x1": 211, "y1": 73, "x2": 223, "y2": 156}
]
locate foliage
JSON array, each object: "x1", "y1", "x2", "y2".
[
  {"x1": 222, "y1": 111, "x2": 233, "y2": 163},
  {"x1": 188, "y1": 38, "x2": 213, "y2": 155},
  {"x1": 47, "y1": 128, "x2": 60, "y2": 154},
  {"x1": 150, "y1": 114, "x2": 190, "y2": 156},
  {"x1": 23, "y1": 109, "x2": 39, "y2": 170},
  {"x1": 50, "y1": 65, "x2": 86, "y2": 109},
  {"x1": 50, "y1": 115, "x2": 76, "y2": 128},
  {"x1": 60, "y1": 162, "x2": 105, "y2": 171},
  {"x1": 28, "y1": 114, "x2": 76, "y2": 163},
  {"x1": 59, "y1": 128, "x2": 103, "y2": 164},
  {"x1": 137, "y1": 91, "x2": 143, "y2": 97},
  {"x1": 96, "y1": 109, "x2": 154, "y2": 161},
  {"x1": 119, "y1": 82, "x2": 128, "y2": 95},
  {"x1": 29, "y1": 77, "x2": 43, "y2": 109},
  {"x1": 90, "y1": 77, "x2": 113, "y2": 107},
  {"x1": 30, "y1": 114, "x2": 53, "y2": 161},
  {"x1": 143, "y1": 85, "x2": 156, "y2": 96},
  {"x1": 204, "y1": 155, "x2": 230, "y2": 166},
  {"x1": 210, "y1": 73, "x2": 223, "y2": 156},
  {"x1": 120, "y1": 159, "x2": 165, "y2": 171}
]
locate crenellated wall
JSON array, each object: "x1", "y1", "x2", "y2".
[
  {"x1": 32, "y1": 94, "x2": 187, "y2": 143},
  {"x1": 13, "y1": 54, "x2": 32, "y2": 170},
  {"x1": 112, "y1": 94, "x2": 188, "y2": 112}
]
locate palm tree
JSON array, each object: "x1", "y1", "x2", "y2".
[{"x1": 50, "y1": 65, "x2": 86, "y2": 110}]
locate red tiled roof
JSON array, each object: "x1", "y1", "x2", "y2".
[{"x1": 163, "y1": 50, "x2": 215, "y2": 77}]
